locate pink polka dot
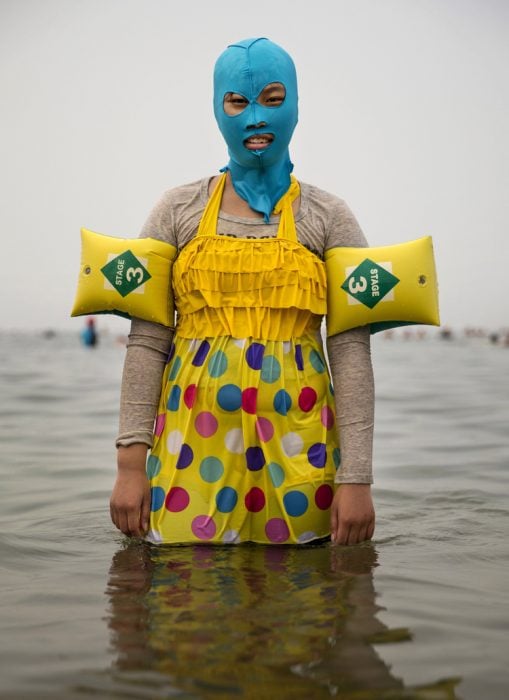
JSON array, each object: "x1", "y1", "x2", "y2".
[
  {"x1": 245, "y1": 487, "x2": 265, "y2": 512},
  {"x1": 321, "y1": 406, "x2": 335, "y2": 429},
  {"x1": 195, "y1": 411, "x2": 218, "y2": 437},
  {"x1": 184, "y1": 384, "x2": 197, "y2": 409},
  {"x1": 255, "y1": 417, "x2": 274, "y2": 442},
  {"x1": 315, "y1": 484, "x2": 334, "y2": 510},
  {"x1": 191, "y1": 515, "x2": 217, "y2": 540},
  {"x1": 165, "y1": 487, "x2": 190, "y2": 512},
  {"x1": 298, "y1": 387, "x2": 317, "y2": 412},
  {"x1": 154, "y1": 413, "x2": 166, "y2": 437},
  {"x1": 242, "y1": 387, "x2": 258, "y2": 414},
  {"x1": 265, "y1": 518, "x2": 290, "y2": 543}
]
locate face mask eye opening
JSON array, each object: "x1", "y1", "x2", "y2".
[
  {"x1": 257, "y1": 82, "x2": 286, "y2": 108},
  {"x1": 223, "y1": 92, "x2": 249, "y2": 116}
]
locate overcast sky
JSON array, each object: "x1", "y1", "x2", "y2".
[{"x1": 1, "y1": 0, "x2": 508, "y2": 332}]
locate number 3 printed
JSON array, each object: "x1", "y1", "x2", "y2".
[
  {"x1": 126, "y1": 267, "x2": 143, "y2": 283},
  {"x1": 348, "y1": 276, "x2": 367, "y2": 295}
]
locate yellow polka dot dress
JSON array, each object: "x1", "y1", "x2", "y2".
[{"x1": 147, "y1": 175, "x2": 339, "y2": 545}]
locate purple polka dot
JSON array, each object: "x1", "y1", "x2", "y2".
[
  {"x1": 245, "y1": 487, "x2": 265, "y2": 512},
  {"x1": 295, "y1": 344, "x2": 304, "y2": 371},
  {"x1": 298, "y1": 387, "x2": 317, "y2": 412},
  {"x1": 255, "y1": 417, "x2": 274, "y2": 442},
  {"x1": 246, "y1": 342, "x2": 265, "y2": 370},
  {"x1": 165, "y1": 487, "x2": 190, "y2": 512},
  {"x1": 315, "y1": 484, "x2": 334, "y2": 510},
  {"x1": 184, "y1": 384, "x2": 197, "y2": 408},
  {"x1": 176, "y1": 443, "x2": 194, "y2": 469},
  {"x1": 265, "y1": 518, "x2": 290, "y2": 543},
  {"x1": 191, "y1": 515, "x2": 217, "y2": 540},
  {"x1": 166, "y1": 342, "x2": 175, "y2": 364},
  {"x1": 321, "y1": 406, "x2": 335, "y2": 429},
  {"x1": 242, "y1": 387, "x2": 258, "y2": 414},
  {"x1": 192, "y1": 340, "x2": 211, "y2": 367},
  {"x1": 308, "y1": 442, "x2": 327, "y2": 468},
  {"x1": 245, "y1": 446, "x2": 265, "y2": 471},
  {"x1": 154, "y1": 413, "x2": 166, "y2": 436},
  {"x1": 195, "y1": 411, "x2": 218, "y2": 437}
]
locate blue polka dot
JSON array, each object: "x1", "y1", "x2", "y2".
[
  {"x1": 295, "y1": 344, "x2": 304, "y2": 371},
  {"x1": 283, "y1": 490, "x2": 309, "y2": 517},
  {"x1": 176, "y1": 443, "x2": 194, "y2": 469},
  {"x1": 246, "y1": 342, "x2": 265, "y2": 370},
  {"x1": 150, "y1": 486, "x2": 165, "y2": 512},
  {"x1": 245, "y1": 446, "x2": 265, "y2": 471},
  {"x1": 216, "y1": 486, "x2": 238, "y2": 513},
  {"x1": 261, "y1": 355, "x2": 281, "y2": 383},
  {"x1": 333, "y1": 447, "x2": 341, "y2": 469},
  {"x1": 167, "y1": 385, "x2": 181, "y2": 411},
  {"x1": 268, "y1": 462, "x2": 285, "y2": 487},
  {"x1": 199, "y1": 456, "x2": 224, "y2": 483},
  {"x1": 308, "y1": 442, "x2": 327, "y2": 468},
  {"x1": 217, "y1": 384, "x2": 242, "y2": 411},
  {"x1": 192, "y1": 340, "x2": 211, "y2": 367},
  {"x1": 274, "y1": 389, "x2": 292, "y2": 416},
  {"x1": 146, "y1": 455, "x2": 162, "y2": 479},
  {"x1": 310, "y1": 349, "x2": 326, "y2": 373},
  {"x1": 208, "y1": 350, "x2": 228, "y2": 378},
  {"x1": 168, "y1": 356, "x2": 182, "y2": 381}
]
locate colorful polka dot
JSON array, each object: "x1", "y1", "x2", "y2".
[
  {"x1": 245, "y1": 487, "x2": 265, "y2": 512},
  {"x1": 199, "y1": 456, "x2": 224, "y2": 483},
  {"x1": 298, "y1": 531, "x2": 318, "y2": 543},
  {"x1": 283, "y1": 341, "x2": 291, "y2": 354},
  {"x1": 321, "y1": 406, "x2": 335, "y2": 429},
  {"x1": 315, "y1": 484, "x2": 334, "y2": 510},
  {"x1": 216, "y1": 486, "x2": 238, "y2": 513},
  {"x1": 154, "y1": 413, "x2": 166, "y2": 437},
  {"x1": 261, "y1": 355, "x2": 281, "y2": 383},
  {"x1": 281, "y1": 432, "x2": 303, "y2": 457},
  {"x1": 274, "y1": 389, "x2": 292, "y2": 416},
  {"x1": 217, "y1": 384, "x2": 242, "y2": 411},
  {"x1": 168, "y1": 356, "x2": 182, "y2": 381},
  {"x1": 150, "y1": 486, "x2": 165, "y2": 512},
  {"x1": 298, "y1": 387, "x2": 317, "y2": 412},
  {"x1": 191, "y1": 515, "x2": 217, "y2": 540},
  {"x1": 176, "y1": 443, "x2": 194, "y2": 469},
  {"x1": 224, "y1": 428, "x2": 244, "y2": 454},
  {"x1": 165, "y1": 486, "x2": 190, "y2": 512},
  {"x1": 246, "y1": 342, "x2": 265, "y2": 369},
  {"x1": 245, "y1": 446, "x2": 265, "y2": 471},
  {"x1": 192, "y1": 340, "x2": 211, "y2": 367},
  {"x1": 268, "y1": 462, "x2": 285, "y2": 487},
  {"x1": 167, "y1": 429, "x2": 183, "y2": 455},
  {"x1": 184, "y1": 384, "x2": 197, "y2": 408},
  {"x1": 265, "y1": 518, "x2": 290, "y2": 543},
  {"x1": 208, "y1": 350, "x2": 228, "y2": 378},
  {"x1": 166, "y1": 342, "x2": 175, "y2": 364},
  {"x1": 295, "y1": 344, "x2": 304, "y2": 370},
  {"x1": 310, "y1": 349, "x2": 326, "y2": 373},
  {"x1": 195, "y1": 411, "x2": 218, "y2": 437},
  {"x1": 333, "y1": 447, "x2": 341, "y2": 469},
  {"x1": 308, "y1": 442, "x2": 327, "y2": 468},
  {"x1": 167, "y1": 385, "x2": 181, "y2": 411},
  {"x1": 242, "y1": 387, "x2": 257, "y2": 414},
  {"x1": 283, "y1": 490, "x2": 309, "y2": 517},
  {"x1": 146, "y1": 454, "x2": 162, "y2": 479},
  {"x1": 222, "y1": 529, "x2": 241, "y2": 544},
  {"x1": 255, "y1": 417, "x2": 274, "y2": 442}
]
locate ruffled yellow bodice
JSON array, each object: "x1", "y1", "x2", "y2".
[{"x1": 173, "y1": 174, "x2": 326, "y2": 340}]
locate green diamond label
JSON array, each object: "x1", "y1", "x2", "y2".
[
  {"x1": 341, "y1": 258, "x2": 399, "y2": 309},
  {"x1": 101, "y1": 250, "x2": 151, "y2": 298}
]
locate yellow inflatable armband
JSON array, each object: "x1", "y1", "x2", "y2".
[
  {"x1": 325, "y1": 236, "x2": 439, "y2": 335},
  {"x1": 71, "y1": 228, "x2": 177, "y2": 326}
]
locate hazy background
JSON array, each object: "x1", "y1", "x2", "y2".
[{"x1": 1, "y1": 0, "x2": 508, "y2": 333}]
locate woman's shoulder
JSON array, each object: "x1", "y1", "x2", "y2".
[
  {"x1": 156, "y1": 177, "x2": 211, "y2": 209},
  {"x1": 299, "y1": 180, "x2": 352, "y2": 214}
]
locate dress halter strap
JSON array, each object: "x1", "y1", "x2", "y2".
[{"x1": 196, "y1": 172, "x2": 300, "y2": 241}]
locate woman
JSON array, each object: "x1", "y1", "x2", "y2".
[{"x1": 110, "y1": 37, "x2": 375, "y2": 546}]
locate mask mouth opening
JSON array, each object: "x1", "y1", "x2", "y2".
[{"x1": 243, "y1": 133, "x2": 275, "y2": 151}]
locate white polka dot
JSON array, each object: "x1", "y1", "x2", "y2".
[
  {"x1": 167, "y1": 429, "x2": 183, "y2": 455},
  {"x1": 225, "y1": 428, "x2": 244, "y2": 454},
  {"x1": 233, "y1": 338, "x2": 246, "y2": 349},
  {"x1": 223, "y1": 529, "x2": 241, "y2": 544},
  {"x1": 298, "y1": 531, "x2": 318, "y2": 543},
  {"x1": 281, "y1": 432, "x2": 304, "y2": 457},
  {"x1": 283, "y1": 341, "x2": 291, "y2": 354},
  {"x1": 146, "y1": 529, "x2": 163, "y2": 544}
]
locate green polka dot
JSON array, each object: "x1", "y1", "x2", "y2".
[
  {"x1": 208, "y1": 350, "x2": 228, "y2": 378},
  {"x1": 168, "y1": 356, "x2": 182, "y2": 380},
  {"x1": 309, "y1": 349, "x2": 326, "y2": 373},
  {"x1": 146, "y1": 454, "x2": 162, "y2": 478},
  {"x1": 199, "y1": 456, "x2": 224, "y2": 483},
  {"x1": 268, "y1": 461, "x2": 285, "y2": 487},
  {"x1": 261, "y1": 355, "x2": 281, "y2": 383},
  {"x1": 333, "y1": 447, "x2": 341, "y2": 469}
]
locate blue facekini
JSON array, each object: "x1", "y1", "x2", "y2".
[{"x1": 213, "y1": 37, "x2": 299, "y2": 222}]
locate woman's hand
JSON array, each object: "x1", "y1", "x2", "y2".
[
  {"x1": 330, "y1": 483, "x2": 375, "y2": 546},
  {"x1": 110, "y1": 444, "x2": 151, "y2": 538}
]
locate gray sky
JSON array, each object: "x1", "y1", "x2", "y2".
[{"x1": 1, "y1": 0, "x2": 508, "y2": 332}]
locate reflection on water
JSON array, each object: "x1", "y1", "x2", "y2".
[{"x1": 106, "y1": 542, "x2": 460, "y2": 699}]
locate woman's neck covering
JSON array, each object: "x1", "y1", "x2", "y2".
[{"x1": 213, "y1": 37, "x2": 299, "y2": 222}]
